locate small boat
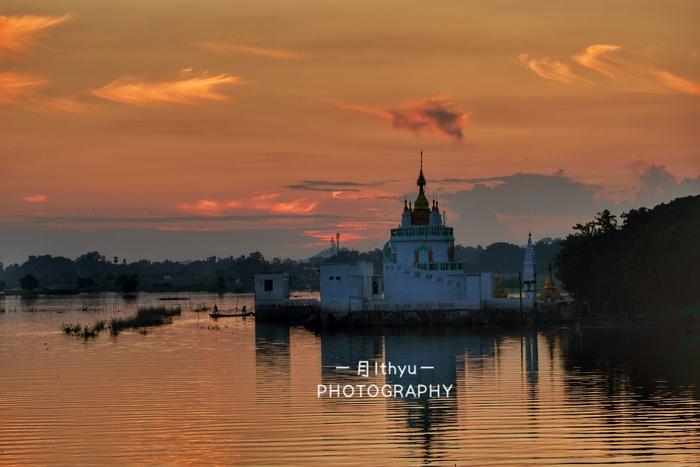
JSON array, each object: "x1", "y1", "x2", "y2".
[
  {"x1": 209, "y1": 311, "x2": 254, "y2": 319},
  {"x1": 209, "y1": 302, "x2": 253, "y2": 318}
]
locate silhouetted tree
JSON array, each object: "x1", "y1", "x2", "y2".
[
  {"x1": 76, "y1": 276, "x2": 96, "y2": 290},
  {"x1": 556, "y1": 196, "x2": 700, "y2": 316},
  {"x1": 19, "y1": 274, "x2": 39, "y2": 291},
  {"x1": 215, "y1": 275, "x2": 227, "y2": 294},
  {"x1": 117, "y1": 274, "x2": 139, "y2": 295},
  {"x1": 76, "y1": 252, "x2": 108, "y2": 278}
]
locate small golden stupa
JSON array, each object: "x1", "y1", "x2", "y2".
[
  {"x1": 492, "y1": 272, "x2": 507, "y2": 298},
  {"x1": 538, "y1": 260, "x2": 562, "y2": 302}
]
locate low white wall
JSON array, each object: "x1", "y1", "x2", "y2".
[{"x1": 484, "y1": 297, "x2": 534, "y2": 310}]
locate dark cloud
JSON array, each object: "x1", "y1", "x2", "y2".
[
  {"x1": 441, "y1": 167, "x2": 700, "y2": 246},
  {"x1": 286, "y1": 179, "x2": 395, "y2": 192},
  {"x1": 452, "y1": 172, "x2": 600, "y2": 216},
  {"x1": 636, "y1": 164, "x2": 700, "y2": 207},
  {"x1": 442, "y1": 171, "x2": 601, "y2": 245},
  {"x1": 388, "y1": 98, "x2": 467, "y2": 141}
]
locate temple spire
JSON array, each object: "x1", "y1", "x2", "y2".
[
  {"x1": 417, "y1": 150, "x2": 426, "y2": 190},
  {"x1": 412, "y1": 150, "x2": 430, "y2": 225}
]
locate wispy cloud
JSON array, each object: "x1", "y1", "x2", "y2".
[
  {"x1": 522, "y1": 44, "x2": 700, "y2": 96},
  {"x1": 0, "y1": 71, "x2": 46, "y2": 103},
  {"x1": 0, "y1": 14, "x2": 71, "y2": 54},
  {"x1": 22, "y1": 193, "x2": 48, "y2": 203},
  {"x1": 178, "y1": 194, "x2": 317, "y2": 216},
  {"x1": 651, "y1": 70, "x2": 700, "y2": 96},
  {"x1": 177, "y1": 199, "x2": 241, "y2": 216},
  {"x1": 262, "y1": 199, "x2": 317, "y2": 214},
  {"x1": 572, "y1": 44, "x2": 623, "y2": 78},
  {"x1": 199, "y1": 41, "x2": 306, "y2": 60},
  {"x1": 92, "y1": 70, "x2": 240, "y2": 105},
  {"x1": 330, "y1": 97, "x2": 469, "y2": 141},
  {"x1": 31, "y1": 95, "x2": 95, "y2": 114},
  {"x1": 518, "y1": 53, "x2": 588, "y2": 84}
]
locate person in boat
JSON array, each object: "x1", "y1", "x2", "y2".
[
  {"x1": 213, "y1": 304, "x2": 219, "y2": 315},
  {"x1": 242, "y1": 305, "x2": 247, "y2": 314}
]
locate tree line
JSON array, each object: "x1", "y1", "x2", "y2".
[
  {"x1": 0, "y1": 240, "x2": 562, "y2": 295},
  {"x1": 556, "y1": 195, "x2": 700, "y2": 316}
]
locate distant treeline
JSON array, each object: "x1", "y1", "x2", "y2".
[
  {"x1": 2, "y1": 196, "x2": 695, "y2": 316},
  {"x1": 0, "y1": 240, "x2": 561, "y2": 294},
  {"x1": 0, "y1": 252, "x2": 319, "y2": 294},
  {"x1": 556, "y1": 195, "x2": 700, "y2": 316}
]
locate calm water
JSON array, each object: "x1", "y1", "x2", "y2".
[{"x1": 1, "y1": 293, "x2": 699, "y2": 466}]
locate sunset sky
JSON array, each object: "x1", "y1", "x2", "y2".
[{"x1": 1, "y1": 0, "x2": 699, "y2": 263}]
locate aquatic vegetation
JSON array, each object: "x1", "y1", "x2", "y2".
[
  {"x1": 62, "y1": 323, "x2": 82, "y2": 335},
  {"x1": 62, "y1": 320, "x2": 106, "y2": 339},
  {"x1": 110, "y1": 306, "x2": 181, "y2": 335}
]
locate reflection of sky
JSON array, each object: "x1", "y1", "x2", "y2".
[{"x1": 4, "y1": 295, "x2": 699, "y2": 465}]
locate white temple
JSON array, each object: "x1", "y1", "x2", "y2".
[
  {"x1": 381, "y1": 155, "x2": 474, "y2": 303},
  {"x1": 315, "y1": 155, "x2": 539, "y2": 313},
  {"x1": 320, "y1": 154, "x2": 536, "y2": 311},
  {"x1": 522, "y1": 231, "x2": 536, "y2": 301}
]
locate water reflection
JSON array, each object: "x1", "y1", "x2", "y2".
[
  {"x1": 255, "y1": 323, "x2": 291, "y2": 402},
  {"x1": 1, "y1": 294, "x2": 699, "y2": 465}
]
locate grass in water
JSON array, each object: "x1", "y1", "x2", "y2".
[
  {"x1": 110, "y1": 306, "x2": 181, "y2": 335},
  {"x1": 62, "y1": 320, "x2": 106, "y2": 339}
]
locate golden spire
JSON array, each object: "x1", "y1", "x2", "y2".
[
  {"x1": 538, "y1": 260, "x2": 562, "y2": 302},
  {"x1": 412, "y1": 150, "x2": 430, "y2": 224},
  {"x1": 417, "y1": 150, "x2": 426, "y2": 189}
]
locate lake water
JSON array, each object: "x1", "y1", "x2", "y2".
[{"x1": 1, "y1": 293, "x2": 699, "y2": 465}]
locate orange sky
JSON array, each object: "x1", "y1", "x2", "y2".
[{"x1": 1, "y1": 1, "x2": 699, "y2": 262}]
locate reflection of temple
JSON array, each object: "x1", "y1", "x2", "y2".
[
  {"x1": 320, "y1": 332, "x2": 383, "y2": 381},
  {"x1": 524, "y1": 332, "x2": 539, "y2": 400},
  {"x1": 319, "y1": 329, "x2": 502, "y2": 463},
  {"x1": 255, "y1": 323, "x2": 291, "y2": 402}
]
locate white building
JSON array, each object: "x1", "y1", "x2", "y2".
[
  {"x1": 254, "y1": 273, "x2": 289, "y2": 303},
  {"x1": 317, "y1": 156, "x2": 534, "y2": 312},
  {"x1": 380, "y1": 158, "x2": 471, "y2": 304},
  {"x1": 257, "y1": 155, "x2": 538, "y2": 313},
  {"x1": 319, "y1": 262, "x2": 377, "y2": 313}
]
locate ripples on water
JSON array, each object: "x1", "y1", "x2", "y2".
[{"x1": 1, "y1": 293, "x2": 699, "y2": 465}]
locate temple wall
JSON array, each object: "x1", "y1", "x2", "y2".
[
  {"x1": 320, "y1": 262, "x2": 374, "y2": 313},
  {"x1": 392, "y1": 237, "x2": 453, "y2": 264}
]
